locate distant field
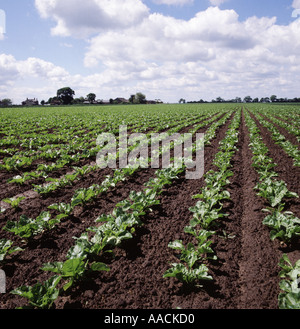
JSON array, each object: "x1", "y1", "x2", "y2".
[{"x1": 0, "y1": 103, "x2": 299, "y2": 309}]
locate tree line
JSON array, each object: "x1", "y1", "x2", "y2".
[
  {"x1": 46, "y1": 88, "x2": 149, "y2": 106},
  {"x1": 1, "y1": 89, "x2": 300, "y2": 107},
  {"x1": 186, "y1": 95, "x2": 300, "y2": 104},
  {"x1": 0, "y1": 88, "x2": 151, "y2": 107}
]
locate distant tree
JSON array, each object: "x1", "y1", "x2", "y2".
[
  {"x1": 216, "y1": 96, "x2": 224, "y2": 103},
  {"x1": 252, "y1": 98, "x2": 259, "y2": 103},
  {"x1": 48, "y1": 96, "x2": 61, "y2": 105},
  {"x1": 135, "y1": 92, "x2": 146, "y2": 104},
  {"x1": 57, "y1": 87, "x2": 75, "y2": 105},
  {"x1": 87, "y1": 93, "x2": 96, "y2": 104},
  {"x1": 129, "y1": 95, "x2": 136, "y2": 103},
  {"x1": 270, "y1": 95, "x2": 277, "y2": 102},
  {"x1": 179, "y1": 98, "x2": 186, "y2": 104},
  {"x1": 260, "y1": 97, "x2": 270, "y2": 103},
  {"x1": 277, "y1": 98, "x2": 286, "y2": 103},
  {"x1": 0, "y1": 98, "x2": 12, "y2": 107},
  {"x1": 109, "y1": 98, "x2": 114, "y2": 104},
  {"x1": 41, "y1": 100, "x2": 45, "y2": 106},
  {"x1": 73, "y1": 97, "x2": 85, "y2": 104},
  {"x1": 235, "y1": 97, "x2": 242, "y2": 103},
  {"x1": 244, "y1": 96, "x2": 253, "y2": 103}
]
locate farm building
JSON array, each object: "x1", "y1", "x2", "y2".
[{"x1": 22, "y1": 98, "x2": 39, "y2": 106}]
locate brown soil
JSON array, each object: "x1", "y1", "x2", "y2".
[{"x1": 0, "y1": 109, "x2": 299, "y2": 310}]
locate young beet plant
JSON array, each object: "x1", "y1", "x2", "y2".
[
  {"x1": 262, "y1": 208, "x2": 300, "y2": 243},
  {"x1": 11, "y1": 239, "x2": 110, "y2": 308},
  {"x1": 0, "y1": 239, "x2": 23, "y2": 262},
  {"x1": 278, "y1": 254, "x2": 300, "y2": 309},
  {"x1": 4, "y1": 212, "x2": 60, "y2": 239},
  {"x1": 163, "y1": 240, "x2": 213, "y2": 284},
  {"x1": 189, "y1": 201, "x2": 227, "y2": 229},
  {"x1": 11, "y1": 275, "x2": 62, "y2": 309},
  {"x1": 8, "y1": 173, "x2": 34, "y2": 185},
  {"x1": 255, "y1": 178, "x2": 298, "y2": 208},
  {"x1": 2, "y1": 196, "x2": 25, "y2": 209},
  {"x1": 48, "y1": 202, "x2": 73, "y2": 218},
  {"x1": 42, "y1": 257, "x2": 109, "y2": 292},
  {"x1": 163, "y1": 213, "x2": 219, "y2": 285}
]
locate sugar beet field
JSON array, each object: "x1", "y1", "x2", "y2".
[{"x1": 0, "y1": 103, "x2": 299, "y2": 310}]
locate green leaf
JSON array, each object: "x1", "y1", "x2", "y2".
[
  {"x1": 163, "y1": 263, "x2": 212, "y2": 284},
  {"x1": 61, "y1": 258, "x2": 86, "y2": 278},
  {"x1": 91, "y1": 262, "x2": 110, "y2": 272},
  {"x1": 168, "y1": 240, "x2": 184, "y2": 251},
  {"x1": 11, "y1": 275, "x2": 61, "y2": 309},
  {"x1": 279, "y1": 292, "x2": 300, "y2": 309}
]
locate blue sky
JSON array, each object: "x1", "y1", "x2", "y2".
[{"x1": 0, "y1": 0, "x2": 300, "y2": 104}]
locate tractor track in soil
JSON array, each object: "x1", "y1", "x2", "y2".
[{"x1": 233, "y1": 110, "x2": 281, "y2": 309}]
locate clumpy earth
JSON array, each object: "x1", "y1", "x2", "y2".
[{"x1": 0, "y1": 109, "x2": 299, "y2": 309}]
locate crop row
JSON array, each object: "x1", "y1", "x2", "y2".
[
  {"x1": 2, "y1": 109, "x2": 224, "y2": 193},
  {"x1": 251, "y1": 110, "x2": 300, "y2": 167},
  {"x1": 244, "y1": 109, "x2": 299, "y2": 309},
  {"x1": 2, "y1": 108, "x2": 234, "y2": 308},
  {"x1": 1, "y1": 104, "x2": 298, "y2": 310},
  {"x1": 0, "y1": 110, "x2": 229, "y2": 217},
  {"x1": 164, "y1": 109, "x2": 241, "y2": 284},
  {"x1": 29, "y1": 110, "x2": 225, "y2": 196}
]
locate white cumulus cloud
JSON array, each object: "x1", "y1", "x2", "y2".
[
  {"x1": 0, "y1": 54, "x2": 20, "y2": 85},
  {"x1": 4, "y1": 4, "x2": 300, "y2": 103},
  {"x1": 35, "y1": 0, "x2": 149, "y2": 38},
  {"x1": 0, "y1": 55, "x2": 72, "y2": 102},
  {"x1": 81, "y1": 6, "x2": 300, "y2": 102},
  {"x1": 84, "y1": 7, "x2": 256, "y2": 69},
  {"x1": 292, "y1": 0, "x2": 300, "y2": 8}
]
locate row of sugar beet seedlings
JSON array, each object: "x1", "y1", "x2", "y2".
[
  {"x1": 1, "y1": 111, "x2": 167, "y2": 185},
  {"x1": 244, "y1": 109, "x2": 300, "y2": 309},
  {"x1": 30, "y1": 110, "x2": 224, "y2": 196},
  {"x1": 1, "y1": 109, "x2": 165, "y2": 173},
  {"x1": 8, "y1": 110, "x2": 234, "y2": 309},
  {"x1": 1, "y1": 109, "x2": 223, "y2": 209},
  {"x1": 0, "y1": 110, "x2": 231, "y2": 268},
  {"x1": 163, "y1": 109, "x2": 241, "y2": 285},
  {"x1": 253, "y1": 110, "x2": 300, "y2": 167},
  {"x1": 1, "y1": 112, "x2": 223, "y2": 242}
]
